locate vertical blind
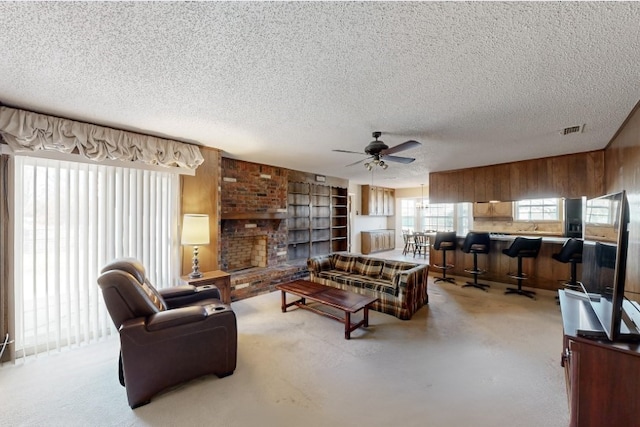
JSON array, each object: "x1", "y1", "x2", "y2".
[{"x1": 13, "y1": 156, "x2": 180, "y2": 359}]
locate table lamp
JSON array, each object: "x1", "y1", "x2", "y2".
[{"x1": 181, "y1": 214, "x2": 210, "y2": 278}]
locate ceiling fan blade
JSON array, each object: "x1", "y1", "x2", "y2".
[
  {"x1": 333, "y1": 149, "x2": 364, "y2": 155},
  {"x1": 381, "y1": 140, "x2": 421, "y2": 156},
  {"x1": 345, "y1": 157, "x2": 371, "y2": 167},
  {"x1": 384, "y1": 155, "x2": 415, "y2": 164}
]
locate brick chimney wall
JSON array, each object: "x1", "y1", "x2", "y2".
[
  {"x1": 220, "y1": 158, "x2": 288, "y2": 271},
  {"x1": 221, "y1": 158, "x2": 287, "y2": 215}
]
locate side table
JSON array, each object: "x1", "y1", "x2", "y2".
[{"x1": 181, "y1": 270, "x2": 231, "y2": 304}]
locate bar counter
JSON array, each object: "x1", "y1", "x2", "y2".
[{"x1": 428, "y1": 233, "x2": 574, "y2": 291}]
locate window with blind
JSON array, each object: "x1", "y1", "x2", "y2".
[{"x1": 13, "y1": 156, "x2": 180, "y2": 359}]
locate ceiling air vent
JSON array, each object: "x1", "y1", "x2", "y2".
[{"x1": 561, "y1": 125, "x2": 583, "y2": 135}]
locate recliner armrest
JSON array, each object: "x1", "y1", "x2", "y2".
[
  {"x1": 146, "y1": 306, "x2": 207, "y2": 331},
  {"x1": 158, "y1": 285, "x2": 197, "y2": 299},
  {"x1": 161, "y1": 285, "x2": 222, "y2": 308}
]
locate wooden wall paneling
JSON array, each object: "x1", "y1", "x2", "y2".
[
  {"x1": 550, "y1": 156, "x2": 574, "y2": 197},
  {"x1": 445, "y1": 172, "x2": 458, "y2": 203},
  {"x1": 604, "y1": 101, "x2": 640, "y2": 297},
  {"x1": 474, "y1": 167, "x2": 487, "y2": 202},
  {"x1": 537, "y1": 157, "x2": 553, "y2": 198},
  {"x1": 495, "y1": 163, "x2": 511, "y2": 201},
  {"x1": 462, "y1": 168, "x2": 475, "y2": 201},
  {"x1": 569, "y1": 154, "x2": 583, "y2": 196},
  {"x1": 509, "y1": 161, "x2": 523, "y2": 201},
  {"x1": 455, "y1": 170, "x2": 465, "y2": 202},
  {"x1": 180, "y1": 147, "x2": 220, "y2": 275},
  {"x1": 587, "y1": 150, "x2": 605, "y2": 198},
  {"x1": 484, "y1": 166, "x2": 497, "y2": 201},
  {"x1": 428, "y1": 172, "x2": 442, "y2": 202}
]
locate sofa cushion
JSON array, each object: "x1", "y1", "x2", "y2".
[
  {"x1": 333, "y1": 274, "x2": 397, "y2": 296},
  {"x1": 353, "y1": 257, "x2": 384, "y2": 278},
  {"x1": 334, "y1": 254, "x2": 356, "y2": 272},
  {"x1": 381, "y1": 261, "x2": 417, "y2": 281}
]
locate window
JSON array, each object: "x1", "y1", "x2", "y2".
[
  {"x1": 423, "y1": 203, "x2": 455, "y2": 231},
  {"x1": 400, "y1": 198, "x2": 461, "y2": 233},
  {"x1": 13, "y1": 156, "x2": 180, "y2": 359},
  {"x1": 400, "y1": 199, "x2": 416, "y2": 231},
  {"x1": 514, "y1": 198, "x2": 560, "y2": 221}
]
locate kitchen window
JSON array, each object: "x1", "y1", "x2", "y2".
[{"x1": 514, "y1": 198, "x2": 560, "y2": 221}]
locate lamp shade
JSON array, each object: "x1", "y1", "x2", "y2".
[{"x1": 181, "y1": 214, "x2": 210, "y2": 245}]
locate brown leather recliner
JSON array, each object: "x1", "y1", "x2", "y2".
[{"x1": 97, "y1": 258, "x2": 237, "y2": 408}]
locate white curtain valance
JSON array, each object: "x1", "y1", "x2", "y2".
[{"x1": 0, "y1": 106, "x2": 204, "y2": 170}]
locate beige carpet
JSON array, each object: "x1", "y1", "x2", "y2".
[{"x1": 1, "y1": 277, "x2": 569, "y2": 427}]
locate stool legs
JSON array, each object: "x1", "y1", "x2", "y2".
[
  {"x1": 434, "y1": 249, "x2": 456, "y2": 284},
  {"x1": 505, "y1": 256, "x2": 536, "y2": 299},
  {"x1": 462, "y1": 252, "x2": 489, "y2": 291}
]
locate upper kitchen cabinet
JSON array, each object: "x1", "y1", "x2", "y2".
[
  {"x1": 361, "y1": 185, "x2": 395, "y2": 216},
  {"x1": 473, "y1": 201, "x2": 513, "y2": 220},
  {"x1": 429, "y1": 151, "x2": 604, "y2": 203}
]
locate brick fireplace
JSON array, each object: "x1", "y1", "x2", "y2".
[
  {"x1": 219, "y1": 219, "x2": 286, "y2": 271},
  {"x1": 220, "y1": 159, "x2": 308, "y2": 300}
]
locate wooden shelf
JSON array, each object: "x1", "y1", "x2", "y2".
[{"x1": 221, "y1": 212, "x2": 286, "y2": 220}]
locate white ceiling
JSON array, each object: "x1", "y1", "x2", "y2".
[{"x1": 1, "y1": 2, "x2": 639, "y2": 188}]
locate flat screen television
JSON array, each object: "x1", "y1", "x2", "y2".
[{"x1": 580, "y1": 190, "x2": 639, "y2": 341}]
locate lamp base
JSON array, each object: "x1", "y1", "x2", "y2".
[
  {"x1": 189, "y1": 271, "x2": 203, "y2": 279},
  {"x1": 189, "y1": 245, "x2": 202, "y2": 279}
]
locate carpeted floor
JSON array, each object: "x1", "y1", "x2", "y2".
[{"x1": 1, "y1": 276, "x2": 569, "y2": 427}]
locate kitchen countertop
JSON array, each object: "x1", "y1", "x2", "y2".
[{"x1": 425, "y1": 231, "x2": 569, "y2": 244}]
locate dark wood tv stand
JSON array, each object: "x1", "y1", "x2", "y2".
[{"x1": 558, "y1": 290, "x2": 640, "y2": 427}]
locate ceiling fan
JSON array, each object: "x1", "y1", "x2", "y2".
[{"x1": 333, "y1": 131, "x2": 421, "y2": 170}]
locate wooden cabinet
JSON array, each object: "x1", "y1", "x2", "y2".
[
  {"x1": 559, "y1": 291, "x2": 640, "y2": 427},
  {"x1": 181, "y1": 270, "x2": 231, "y2": 304},
  {"x1": 361, "y1": 185, "x2": 394, "y2": 216},
  {"x1": 472, "y1": 202, "x2": 513, "y2": 219},
  {"x1": 287, "y1": 182, "x2": 348, "y2": 260},
  {"x1": 429, "y1": 150, "x2": 605, "y2": 203},
  {"x1": 361, "y1": 230, "x2": 395, "y2": 254}
]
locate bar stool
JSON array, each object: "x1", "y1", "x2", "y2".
[
  {"x1": 502, "y1": 237, "x2": 542, "y2": 299},
  {"x1": 432, "y1": 231, "x2": 457, "y2": 284},
  {"x1": 552, "y1": 238, "x2": 583, "y2": 304},
  {"x1": 461, "y1": 232, "x2": 491, "y2": 291},
  {"x1": 551, "y1": 238, "x2": 583, "y2": 290}
]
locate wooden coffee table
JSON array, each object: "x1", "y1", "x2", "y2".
[{"x1": 276, "y1": 280, "x2": 378, "y2": 340}]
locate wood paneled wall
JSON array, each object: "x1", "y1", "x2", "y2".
[
  {"x1": 604, "y1": 101, "x2": 640, "y2": 297},
  {"x1": 429, "y1": 151, "x2": 604, "y2": 203},
  {"x1": 180, "y1": 147, "x2": 221, "y2": 275}
]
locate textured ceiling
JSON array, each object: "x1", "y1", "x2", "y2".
[{"x1": 0, "y1": 2, "x2": 639, "y2": 188}]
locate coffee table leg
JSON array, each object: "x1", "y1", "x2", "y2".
[
  {"x1": 280, "y1": 290, "x2": 286, "y2": 313},
  {"x1": 364, "y1": 306, "x2": 369, "y2": 327},
  {"x1": 345, "y1": 312, "x2": 351, "y2": 340}
]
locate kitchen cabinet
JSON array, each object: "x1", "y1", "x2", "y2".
[
  {"x1": 361, "y1": 230, "x2": 395, "y2": 254},
  {"x1": 361, "y1": 185, "x2": 394, "y2": 216},
  {"x1": 473, "y1": 202, "x2": 513, "y2": 219},
  {"x1": 429, "y1": 150, "x2": 605, "y2": 203}
]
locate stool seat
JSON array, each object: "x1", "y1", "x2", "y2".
[
  {"x1": 461, "y1": 232, "x2": 491, "y2": 291},
  {"x1": 502, "y1": 237, "x2": 542, "y2": 299},
  {"x1": 432, "y1": 231, "x2": 457, "y2": 284}
]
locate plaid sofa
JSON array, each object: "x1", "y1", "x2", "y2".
[{"x1": 307, "y1": 253, "x2": 430, "y2": 320}]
